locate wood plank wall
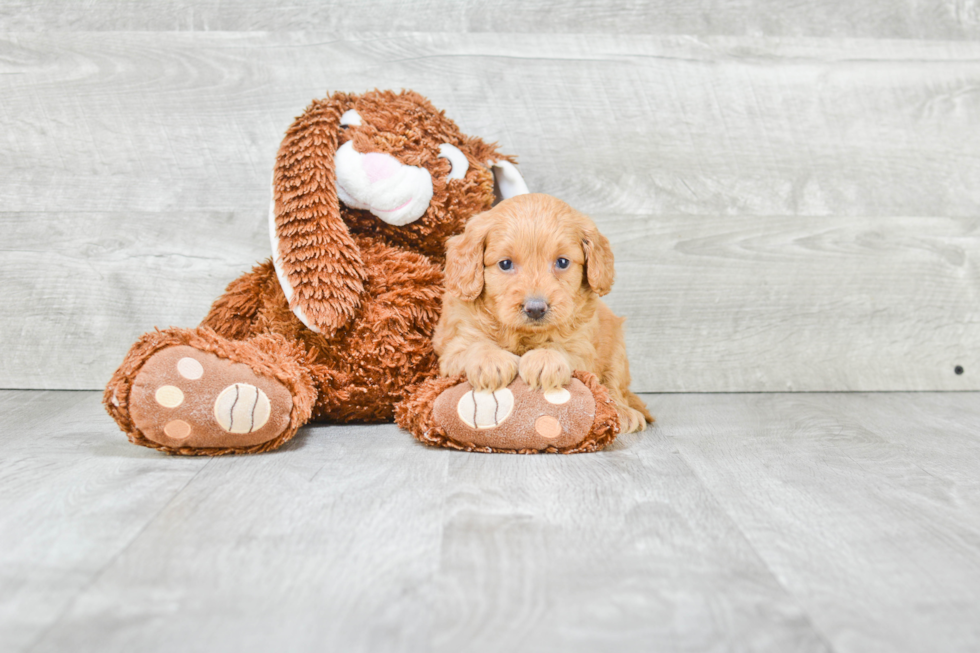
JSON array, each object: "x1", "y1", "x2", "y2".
[{"x1": 2, "y1": 4, "x2": 978, "y2": 391}]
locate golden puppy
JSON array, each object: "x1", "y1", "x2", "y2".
[{"x1": 434, "y1": 193, "x2": 652, "y2": 433}]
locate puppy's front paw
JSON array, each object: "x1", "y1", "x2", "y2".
[
  {"x1": 519, "y1": 349, "x2": 572, "y2": 391},
  {"x1": 466, "y1": 349, "x2": 520, "y2": 391}
]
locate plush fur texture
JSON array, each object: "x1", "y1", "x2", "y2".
[
  {"x1": 201, "y1": 241, "x2": 443, "y2": 423},
  {"x1": 105, "y1": 90, "x2": 511, "y2": 454},
  {"x1": 272, "y1": 91, "x2": 508, "y2": 335},
  {"x1": 434, "y1": 193, "x2": 653, "y2": 434}
]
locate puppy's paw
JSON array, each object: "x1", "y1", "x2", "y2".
[
  {"x1": 466, "y1": 349, "x2": 520, "y2": 392},
  {"x1": 519, "y1": 349, "x2": 572, "y2": 392},
  {"x1": 617, "y1": 406, "x2": 649, "y2": 434}
]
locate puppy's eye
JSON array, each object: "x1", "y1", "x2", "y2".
[
  {"x1": 556, "y1": 257, "x2": 570, "y2": 270},
  {"x1": 498, "y1": 259, "x2": 514, "y2": 272}
]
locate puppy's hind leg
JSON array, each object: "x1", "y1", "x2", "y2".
[
  {"x1": 627, "y1": 391, "x2": 654, "y2": 424},
  {"x1": 612, "y1": 390, "x2": 653, "y2": 434}
]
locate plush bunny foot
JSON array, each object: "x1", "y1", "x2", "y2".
[
  {"x1": 127, "y1": 345, "x2": 293, "y2": 450},
  {"x1": 396, "y1": 371, "x2": 621, "y2": 454},
  {"x1": 105, "y1": 327, "x2": 316, "y2": 455}
]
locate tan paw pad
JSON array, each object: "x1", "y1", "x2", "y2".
[
  {"x1": 177, "y1": 357, "x2": 204, "y2": 380},
  {"x1": 456, "y1": 388, "x2": 514, "y2": 429},
  {"x1": 535, "y1": 415, "x2": 562, "y2": 439},
  {"x1": 213, "y1": 383, "x2": 271, "y2": 434},
  {"x1": 155, "y1": 385, "x2": 184, "y2": 408},
  {"x1": 543, "y1": 388, "x2": 571, "y2": 405},
  {"x1": 164, "y1": 420, "x2": 191, "y2": 439}
]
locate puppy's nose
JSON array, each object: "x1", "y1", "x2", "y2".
[{"x1": 522, "y1": 298, "x2": 549, "y2": 321}]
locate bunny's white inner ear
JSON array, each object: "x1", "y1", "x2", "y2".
[
  {"x1": 439, "y1": 143, "x2": 469, "y2": 181},
  {"x1": 490, "y1": 160, "x2": 529, "y2": 199},
  {"x1": 269, "y1": 193, "x2": 319, "y2": 333}
]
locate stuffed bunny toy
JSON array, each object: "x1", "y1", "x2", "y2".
[{"x1": 105, "y1": 89, "x2": 529, "y2": 455}]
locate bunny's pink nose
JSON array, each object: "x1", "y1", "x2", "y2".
[{"x1": 362, "y1": 152, "x2": 401, "y2": 184}]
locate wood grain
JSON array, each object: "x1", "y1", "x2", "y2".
[
  {"x1": 0, "y1": 390, "x2": 209, "y2": 653},
  {"x1": 2, "y1": 32, "x2": 979, "y2": 391},
  {"x1": 2, "y1": 1, "x2": 980, "y2": 39},
  {"x1": 658, "y1": 391, "x2": 980, "y2": 652},
  {"x1": 605, "y1": 213, "x2": 980, "y2": 392},
  {"x1": 4, "y1": 34, "x2": 980, "y2": 218},
  {"x1": 0, "y1": 211, "x2": 268, "y2": 391},
  {"x1": 5, "y1": 390, "x2": 980, "y2": 651},
  {"x1": 25, "y1": 419, "x2": 452, "y2": 653},
  {"x1": 6, "y1": 391, "x2": 830, "y2": 653},
  {"x1": 4, "y1": 210, "x2": 975, "y2": 392},
  {"x1": 428, "y1": 431, "x2": 828, "y2": 652}
]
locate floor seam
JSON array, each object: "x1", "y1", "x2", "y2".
[{"x1": 663, "y1": 429, "x2": 839, "y2": 653}]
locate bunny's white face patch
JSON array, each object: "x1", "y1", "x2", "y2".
[{"x1": 334, "y1": 141, "x2": 434, "y2": 226}]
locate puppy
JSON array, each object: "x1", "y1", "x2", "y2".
[{"x1": 434, "y1": 193, "x2": 652, "y2": 433}]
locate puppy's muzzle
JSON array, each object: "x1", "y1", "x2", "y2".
[{"x1": 522, "y1": 297, "x2": 549, "y2": 321}]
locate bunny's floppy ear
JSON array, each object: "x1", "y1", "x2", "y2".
[{"x1": 269, "y1": 92, "x2": 365, "y2": 335}]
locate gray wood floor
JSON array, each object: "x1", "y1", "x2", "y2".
[{"x1": 3, "y1": 390, "x2": 979, "y2": 652}]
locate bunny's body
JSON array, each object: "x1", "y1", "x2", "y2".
[{"x1": 105, "y1": 90, "x2": 524, "y2": 454}]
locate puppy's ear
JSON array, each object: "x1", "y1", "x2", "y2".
[
  {"x1": 444, "y1": 212, "x2": 493, "y2": 301},
  {"x1": 581, "y1": 222, "x2": 615, "y2": 297}
]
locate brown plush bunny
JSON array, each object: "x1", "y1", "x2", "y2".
[{"x1": 104, "y1": 89, "x2": 529, "y2": 455}]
